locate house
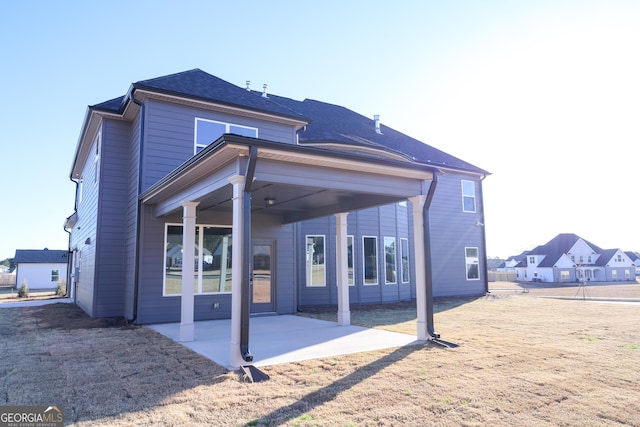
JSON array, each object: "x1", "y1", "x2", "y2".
[
  {"x1": 625, "y1": 252, "x2": 640, "y2": 276},
  {"x1": 64, "y1": 69, "x2": 489, "y2": 367},
  {"x1": 514, "y1": 234, "x2": 637, "y2": 283},
  {"x1": 496, "y1": 252, "x2": 527, "y2": 273},
  {"x1": 13, "y1": 249, "x2": 68, "y2": 290}
]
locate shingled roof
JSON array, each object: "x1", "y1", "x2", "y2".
[
  {"x1": 90, "y1": 69, "x2": 488, "y2": 175},
  {"x1": 14, "y1": 249, "x2": 68, "y2": 264}
]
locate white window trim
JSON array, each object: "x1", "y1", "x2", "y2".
[
  {"x1": 163, "y1": 223, "x2": 233, "y2": 297},
  {"x1": 465, "y1": 246, "x2": 480, "y2": 281},
  {"x1": 400, "y1": 238, "x2": 410, "y2": 283},
  {"x1": 384, "y1": 236, "x2": 397, "y2": 285},
  {"x1": 194, "y1": 117, "x2": 258, "y2": 154},
  {"x1": 461, "y1": 180, "x2": 476, "y2": 213},
  {"x1": 306, "y1": 235, "x2": 326, "y2": 287},
  {"x1": 363, "y1": 235, "x2": 379, "y2": 286},
  {"x1": 94, "y1": 130, "x2": 101, "y2": 184}
]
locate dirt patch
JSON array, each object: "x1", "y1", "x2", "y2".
[{"x1": 1, "y1": 286, "x2": 639, "y2": 426}]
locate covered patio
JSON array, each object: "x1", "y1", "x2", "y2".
[
  {"x1": 150, "y1": 314, "x2": 419, "y2": 370},
  {"x1": 140, "y1": 134, "x2": 439, "y2": 368}
]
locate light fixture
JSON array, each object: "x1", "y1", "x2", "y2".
[{"x1": 264, "y1": 197, "x2": 276, "y2": 206}]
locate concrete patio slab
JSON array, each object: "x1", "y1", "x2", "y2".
[{"x1": 149, "y1": 315, "x2": 420, "y2": 370}]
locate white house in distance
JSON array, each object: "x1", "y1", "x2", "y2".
[
  {"x1": 13, "y1": 249, "x2": 69, "y2": 290},
  {"x1": 514, "y1": 233, "x2": 637, "y2": 283}
]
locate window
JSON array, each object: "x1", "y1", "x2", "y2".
[
  {"x1": 612, "y1": 270, "x2": 618, "y2": 280},
  {"x1": 465, "y1": 247, "x2": 480, "y2": 280},
  {"x1": 400, "y1": 238, "x2": 410, "y2": 283},
  {"x1": 94, "y1": 132, "x2": 101, "y2": 183},
  {"x1": 164, "y1": 224, "x2": 233, "y2": 296},
  {"x1": 194, "y1": 118, "x2": 258, "y2": 154},
  {"x1": 347, "y1": 235, "x2": 354, "y2": 286},
  {"x1": 384, "y1": 237, "x2": 397, "y2": 284},
  {"x1": 461, "y1": 180, "x2": 476, "y2": 213},
  {"x1": 625, "y1": 269, "x2": 631, "y2": 279},
  {"x1": 51, "y1": 270, "x2": 59, "y2": 282},
  {"x1": 560, "y1": 271, "x2": 570, "y2": 281},
  {"x1": 363, "y1": 236, "x2": 378, "y2": 285},
  {"x1": 306, "y1": 235, "x2": 325, "y2": 287},
  {"x1": 616, "y1": 254, "x2": 623, "y2": 262},
  {"x1": 529, "y1": 256, "x2": 536, "y2": 264}
]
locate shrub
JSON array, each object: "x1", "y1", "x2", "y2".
[
  {"x1": 55, "y1": 281, "x2": 67, "y2": 296},
  {"x1": 18, "y1": 280, "x2": 29, "y2": 298}
]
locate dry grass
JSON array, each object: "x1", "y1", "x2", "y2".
[{"x1": 1, "y1": 283, "x2": 639, "y2": 426}]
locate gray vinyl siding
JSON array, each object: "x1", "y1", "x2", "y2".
[
  {"x1": 123, "y1": 113, "x2": 141, "y2": 319},
  {"x1": 70, "y1": 128, "x2": 100, "y2": 316},
  {"x1": 141, "y1": 99, "x2": 297, "y2": 192},
  {"x1": 93, "y1": 119, "x2": 129, "y2": 317},
  {"x1": 429, "y1": 173, "x2": 486, "y2": 297}
]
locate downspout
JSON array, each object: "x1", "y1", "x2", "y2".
[
  {"x1": 129, "y1": 92, "x2": 145, "y2": 323},
  {"x1": 423, "y1": 172, "x2": 439, "y2": 339},
  {"x1": 479, "y1": 174, "x2": 489, "y2": 294},
  {"x1": 240, "y1": 146, "x2": 258, "y2": 362},
  {"x1": 63, "y1": 177, "x2": 79, "y2": 299}
]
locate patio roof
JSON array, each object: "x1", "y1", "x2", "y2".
[{"x1": 140, "y1": 134, "x2": 435, "y2": 222}]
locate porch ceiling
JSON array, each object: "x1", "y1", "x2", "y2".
[{"x1": 140, "y1": 135, "x2": 435, "y2": 223}]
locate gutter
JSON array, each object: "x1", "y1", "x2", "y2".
[
  {"x1": 129, "y1": 91, "x2": 145, "y2": 323},
  {"x1": 422, "y1": 172, "x2": 440, "y2": 339},
  {"x1": 479, "y1": 174, "x2": 489, "y2": 295},
  {"x1": 63, "y1": 177, "x2": 78, "y2": 300},
  {"x1": 240, "y1": 146, "x2": 258, "y2": 362}
]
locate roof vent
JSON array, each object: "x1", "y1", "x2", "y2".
[
  {"x1": 262, "y1": 83, "x2": 268, "y2": 98},
  {"x1": 246, "y1": 80, "x2": 251, "y2": 91},
  {"x1": 374, "y1": 114, "x2": 382, "y2": 134}
]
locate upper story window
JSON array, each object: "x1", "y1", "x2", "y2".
[
  {"x1": 461, "y1": 180, "x2": 476, "y2": 213},
  {"x1": 194, "y1": 118, "x2": 258, "y2": 154},
  {"x1": 94, "y1": 132, "x2": 101, "y2": 183},
  {"x1": 529, "y1": 256, "x2": 536, "y2": 264}
]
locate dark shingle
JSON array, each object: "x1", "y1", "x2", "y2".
[
  {"x1": 14, "y1": 249, "x2": 68, "y2": 264},
  {"x1": 132, "y1": 69, "x2": 306, "y2": 121}
]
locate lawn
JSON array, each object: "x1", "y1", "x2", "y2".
[{"x1": 0, "y1": 286, "x2": 639, "y2": 426}]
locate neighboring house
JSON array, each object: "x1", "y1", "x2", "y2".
[
  {"x1": 624, "y1": 251, "x2": 640, "y2": 276},
  {"x1": 64, "y1": 69, "x2": 489, "y2": 367},
  {"x1": 514, "y1": 234, "x2": 636, "y2": 283},
  {"x1": 13, "y1": 249, "x2": 68, "y2": 290},
  {"x1": 496, "y1": 252, "x2": 527, "y2": 273}
]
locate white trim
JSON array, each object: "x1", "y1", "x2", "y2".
[
  {"x1": 362, "y1": 235, "x2": 379, "y2": 286},
  {"x1": 194, "y1": 117, "x2": 258, "y2": 154},
  {"x1": 465, "y1": 246, "x2": 480, "y2": 281},
  {"x1": 400, "y1": 237, "x2": 410, "y2": 284},
  {"x1": 305, "y1": 235, "x2": 326, "y2": 287},
  {"x1": 384, "y1": 236, "x2": 397, "y2": 285},
  {"x1": 461, "y1": 180, "x2": 476, "y2": 213},
  {"x1": 163, "y1": 222, "x2": 233, "y2": 297}
]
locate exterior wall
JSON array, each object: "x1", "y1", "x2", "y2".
[
  {"x1": 140, "y1": 99, "x2": 297, "y2": 192},
  {"x1": 428, "y1": 173, "x2": 486, "y2": 297},
  {"x1": 69, "y1": 127, "x2": 100, "y2": 316},
  {"x1": 16, "y1": 263, "x2": 68, "y2": 289},
  {"x1": 93, "y1": 119, "x2": 130, "y2": 317},
  {"x1": 297, "y1": 203, "x2": 414, "y2": 307},
  {"x1": 135, "y1": 206, "x2": 296, "y2": 324}
]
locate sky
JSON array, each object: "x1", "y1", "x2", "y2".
[{"x1": 0, "y1": 0, "x2": 638, "y2": 260}]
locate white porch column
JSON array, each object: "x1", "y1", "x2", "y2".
[
  {"x1": 410, "y1": 195, "x2": 429, "y2": 341},
  {"x1": 180, "y1": 201, "x2": 200, "y2": 342},
  {"x1": 229, "y1": 176, "x2": 246, "y2": 368},
  {"x1": 335, "y1": 212, "x2": 350, "y2": 326}
]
